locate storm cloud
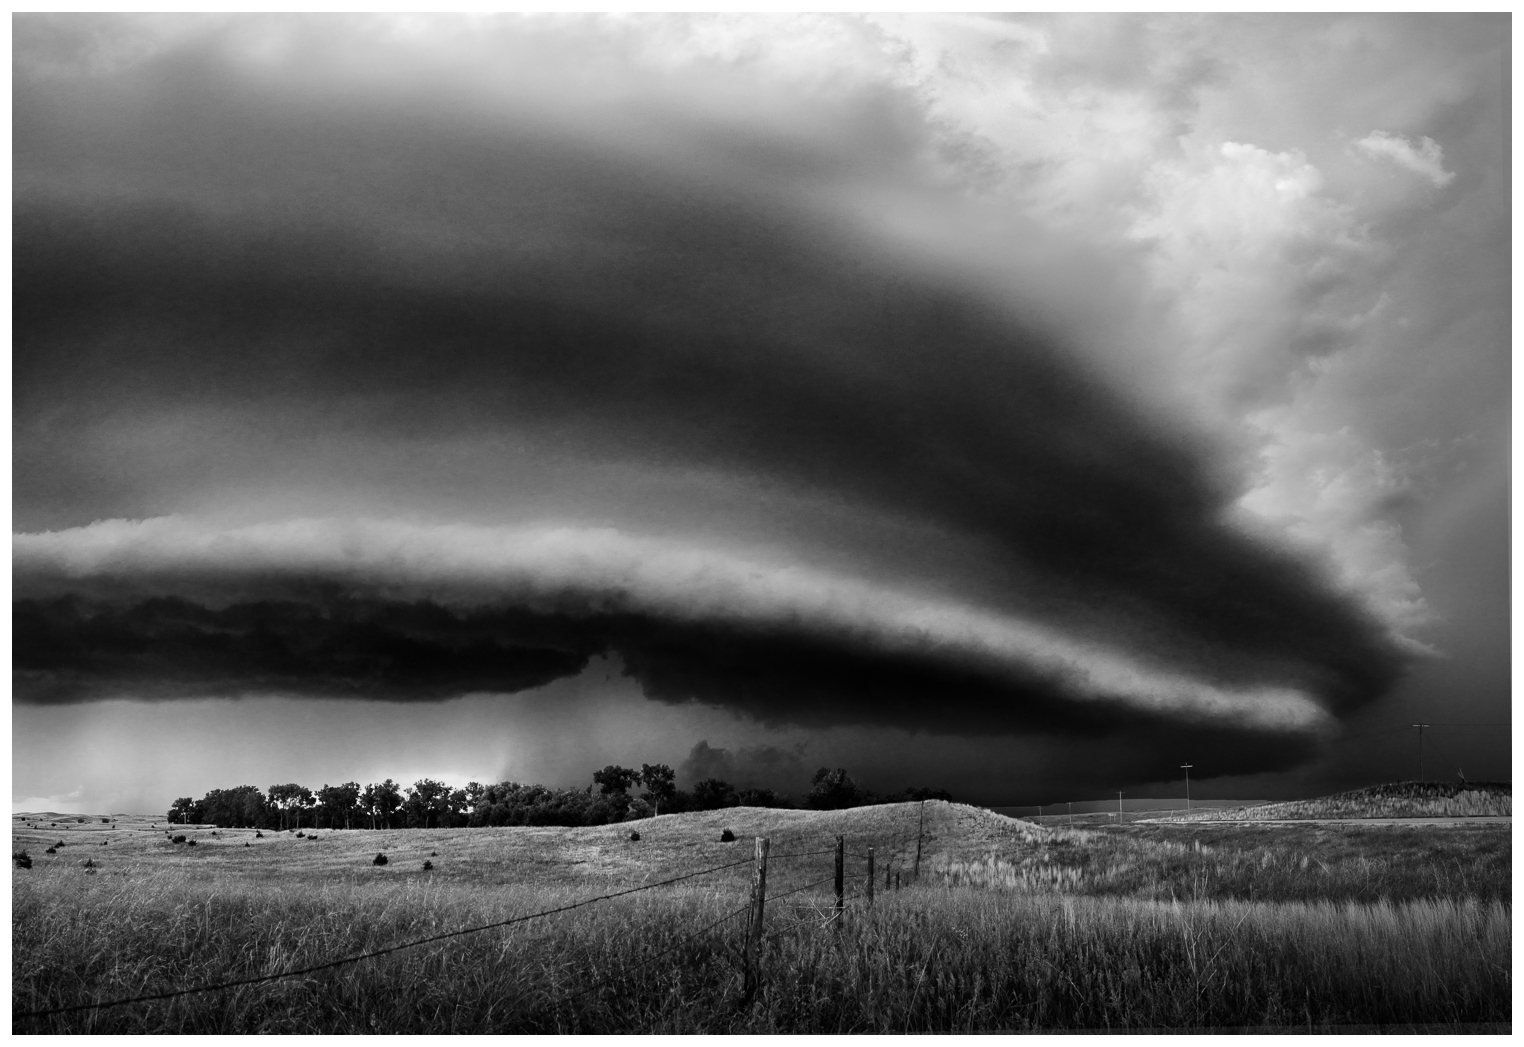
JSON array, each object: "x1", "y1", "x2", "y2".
[{"x1": 15, "y1": 15, "x2": 1500, "y2": 803}]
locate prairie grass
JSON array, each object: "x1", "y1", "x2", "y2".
[
  {"x1": 935, "y1": 822, "x2": 1510, "y2": 904},
  {"x1": 13, "y1": 865, "x2": 1509, "y2": 1033},
  {"x1": 1174, "y1": 781, "x2": 1511, "y2": 821},
  {"x1": 12, "y1": 802, "x2": 1511, "y2": 1032}
]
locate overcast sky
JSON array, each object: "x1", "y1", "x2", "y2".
[{"x1": 13, "y1": 14, "x2": 1509, "y2": 813}]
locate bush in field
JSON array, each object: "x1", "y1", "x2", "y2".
[
  {"x1": 372, "y1": 853, "x2": 388, "y2": 866},
  {"x1": 719, "y1": 828, "x2": 736, "y2": 842},
  {"x1": 629, "y1": 830, "x2": 641, "y2": 841},
  {"x1": 14, "y1": 850, "x2": 31, "y2": 869},
  {"x1": 422, "y1": 860, "x2": 433, "y2": 871},
  {"x1": 172, "y1": 836, "x2": 186, "y2": 844}
]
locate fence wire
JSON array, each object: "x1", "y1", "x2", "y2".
[{"x1": 16, "y1": 833, "x2": 925, "y2": 1024}]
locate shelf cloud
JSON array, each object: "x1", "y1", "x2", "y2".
[{"x1": 15, "y1": 15, "x2": 1505, "y2": 801}]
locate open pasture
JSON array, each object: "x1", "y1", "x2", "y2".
[{"x1": 13, "y1": 802, "x2": 1510, "y2": 1033}]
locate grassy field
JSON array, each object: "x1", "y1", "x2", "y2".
[
  {"x1": 1170, "y1": 781, "x2": 1511, "y2": 821},
  {"x1": 12, "y1": 801, "x2": 1510, "y2": 1033}
]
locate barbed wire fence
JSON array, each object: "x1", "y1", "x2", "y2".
[{"x1": 14, "y1": 819, "x2": 935, "y2": 1026}]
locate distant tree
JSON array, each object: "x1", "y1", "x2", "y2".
[
  {"x1": 167, "y1": 797, "x2": 196, "y2": 824},
  {"x1": 333, "y1": 781, "x2": 362, "y2": 829},
  {"x1": 691, "y1": 778, "x2": 739, "y2": 811},
  {"x1": 405, "y1": 779, "x2": 452, "y2": 829},
  {"x1": 464, "y1": 782, "x2": 487, "y2": 816},
  {"x1": 807, "y1": 768, "x2": 865, "y2": 811},
  {"x1": 447, "y1": 788, "x2": 469, "y2": 827},
  {"x1": 316, "y1": 783, "x2": 361, "y2": 829},
  {"x1": 267, "y1": 784, "x2": 305, "y2": 830},
  {"x1": 361, "y1": 779, "x2": 404, "y2": 829},
  {"x1": 736, "y1": 787, "x2": 791, "y2": 809},
  {"x1": 592, "y1": 765, "x2": 640, "y2": 796},
  {"x1": 638, "y1": 763, "x2": 677, "y2": 816},
  {"x1": 196, "y1": 785, "x2": 267, "y2": 828}
]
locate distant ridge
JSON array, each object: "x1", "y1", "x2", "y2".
[{"x1": 1171, "y1": 781, "x2": 1510, "y2": 821}]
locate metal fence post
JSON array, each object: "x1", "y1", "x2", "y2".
[
  {"x1": 834, "y1": 835, "x2": 844, "y2": 921},
  {"x1": 744, "y1": 836, "x2": 769, "y2": 996},
  {"x1": 866, "y1": 847, "x2": 875, "y2": 908}
]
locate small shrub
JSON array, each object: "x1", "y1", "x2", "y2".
[
  {"x1": 296, "y1": 831, "x2": 306, "y2": 838},
  {"x1": 245, "y1": 842, "x2": 251, "y2": 847},
  {"x1": 720, "y1": 828, "x2": 736, "y2": 843},
  {"x1": 173, "y1": 835, "x2": 186, "y2": 843},
  {"x1": 373, "y1": 853, "x2": 388, "y2": 866},
  {"x1": 187, "y1": 839, "x2": 198, "y2": 847},
  {"x1": 430, "y1": 851, "x2": 438, "y2": 857},
  {"x1": 100, "y1": 818, "x2": 111, "y2": 824},
  {"x1": 422, "y1": 860, "x2": 434, "y2": 871},
  {"x1": 15, "y1": 851, "x2": 32, "y2": 869},
  {"x1": 76, "y1": 818, "x2": 87, "y2": 824},
  {"x1": 255, "y1": 831, "x2": 264, "y2": 838},
  {"x1": 78, "y1": 858, "x2": 93, "y2": 868},
  {"x1": 629, "y1": 830, "x2": 641, "y2": 841},
  {"x1": 44, "y1": 847, "x2": 55, "y2": 855},
  {"x1": 55, "y1": 841, "x2": 65, "y2": 848}
]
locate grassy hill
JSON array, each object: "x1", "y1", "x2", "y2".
[
  {"x1": 12, "y1": 799, "x2": 1509, "y2": 1033},
  {"x1": 1164, "y1": 781, "x2": 1510, "y2": 821}
]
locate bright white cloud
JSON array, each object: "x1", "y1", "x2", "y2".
[{"x1": 1353, "y1": 130, "x2": 1456, "y2": 188}]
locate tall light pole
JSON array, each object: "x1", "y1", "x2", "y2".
[
  {"x1": 1411, "y1": 724, "x2": 1431, "y2": 781},
  {"x1": 1181, "y1": 764, "x2": 1193, "y2": 814}
]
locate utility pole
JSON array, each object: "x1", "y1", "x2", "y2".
[
  {"x1": 1181, "y1": 764, "x2": 1193, "y2": 814},
  {"x1": 1411, "y1": 724, "x2": 1431, "y2": 781},
  {"x1": 1067, "y1": 801, "x2": 1073, "y2": 828},
  {"x1": 1117, "y1": 791, "x2": 1124, "y2": 825}
]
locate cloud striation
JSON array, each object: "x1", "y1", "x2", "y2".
[{"x1": 12, "y1": 15, "x2": 1424, "y2": 781}]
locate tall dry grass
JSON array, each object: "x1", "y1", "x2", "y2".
[
  {"x1": 13, "y1": 863, "x2": 1510, "y2": 1033},
  {"x1": 1177, "y1": 781, "x2": 1511, "y2": 821},
  {"x1": 931, "y1": 822, "x2": 1510, "y2": 904}
]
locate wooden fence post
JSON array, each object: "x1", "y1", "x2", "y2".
[
  {"x1": 834, "y1": 835, "x2": 844, "y2": 921},
  {"x1": 866, "y1": 847, "x2": 875, "y2": 908},
  {"x1": 744, "y1": 836, "x2": 769, "y2": 996},
  {"x1": 895, "y1": 870, "x2": 901, "y2": 891},
  {"x1": 914, "y1": 800, "x2": 924, "y2": 881}
]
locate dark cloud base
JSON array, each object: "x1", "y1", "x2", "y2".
[
  {"x1": 14, "y1": 592, "x2": 1325, "y2": 781},
  {"x1": 14, "y1": 194, "x2": 1403, "y2": 717}
]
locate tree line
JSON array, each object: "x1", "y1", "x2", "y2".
[{"x1": 167, "y1": 765, "x2": 951, "y2": 830}]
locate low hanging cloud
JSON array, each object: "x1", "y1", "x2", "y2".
[
  {"x1": 17, "y1": 516, "x2": 1393, "y2": 751},
  {"x1": 13, "y1": 15, "x2": 1460, "y2": 784}
]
